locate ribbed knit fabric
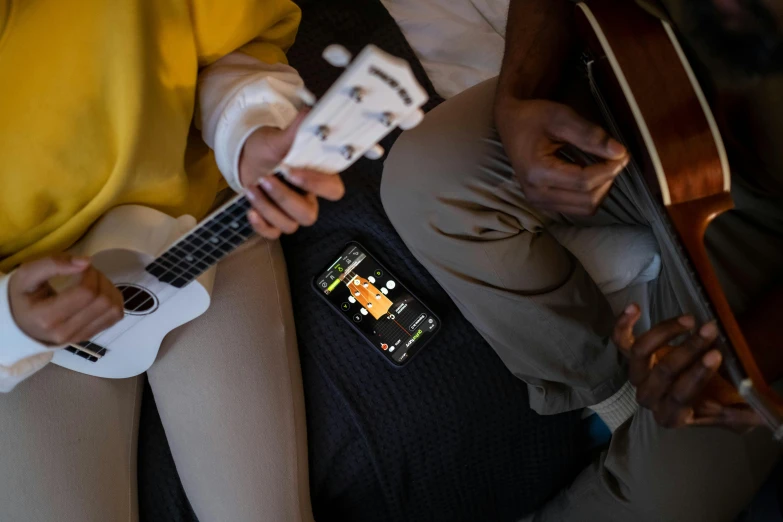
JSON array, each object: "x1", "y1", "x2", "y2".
[{"x1": 589, "y1": 381, "x2": 638, "y2": 432}]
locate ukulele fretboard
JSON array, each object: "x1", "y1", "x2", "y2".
[{"x1": 145, "y1": 195, "x2": 255, "y2": 288}]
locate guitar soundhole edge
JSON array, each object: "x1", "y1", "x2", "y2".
[{"x1": 117, "y1": 284, "x2": 158, "y2": 315}]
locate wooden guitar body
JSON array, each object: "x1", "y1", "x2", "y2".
[{"x1": 575, "y1": 0, "x2": 783, "y2": 436}]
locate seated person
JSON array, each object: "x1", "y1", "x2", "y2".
[
  {"x1": 381, "y1": 0, "x2": 783, "y2": 520},
  {"x1": 0, "y1": 1, "x2": 341, "y2": 520}
]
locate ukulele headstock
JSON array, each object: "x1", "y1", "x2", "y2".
[{"x1": 281, "y1": 45, "x2": 429, "y2": 173}]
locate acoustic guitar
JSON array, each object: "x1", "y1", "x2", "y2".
[
  {"x1": 50, "y1": 44, "x2": 428, "y2": 378},
  {"x1": 575, "y1": 0, "x2": 783, "y2": 438}
]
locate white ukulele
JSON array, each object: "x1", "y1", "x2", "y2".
[{"x1": 51, "y1": 45, "x2": 429, "y2": 378}]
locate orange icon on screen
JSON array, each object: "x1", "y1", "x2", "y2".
[{"x1": 381, "y1": 343, "x2": 389, "y2": 351}]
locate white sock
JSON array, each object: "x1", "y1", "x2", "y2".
[{"x1": 589, "y1": 381, "x2": 638, "y2": 432}]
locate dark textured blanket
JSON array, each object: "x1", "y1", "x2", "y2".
[{"x1": 138, "y1": 2, "x2": 588, "y2": 521}]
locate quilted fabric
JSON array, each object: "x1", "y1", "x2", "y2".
[{"x1": 137, "y1": 1, "x2": 588, "y2": 521}]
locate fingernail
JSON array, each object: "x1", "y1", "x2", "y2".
[
  {"x1": 678, "y1": 315, "x2": 695, "y2": 328},
  {"x1": 699, "y1": 400, "x2": 723, "y2": 416},
  {"x1": 259, "y1": 177, "x2": 273, "y2": 192},
  {"x1": 700, "y1": 322, "x2": 718, "y2": 338},
  {"x1": 247, "y1": 210, "x2": 260, "y2": 224},
  {"x1": 702, "y1": 350, "x2": 722, "y2": 369},
  {"x1": 287, "y1": 172, "x2": 303, "y2": 187},
  {"x1": 244, "y1": 188, "x2": 257, "y2": 202},
  {"x1": 71, "y1": 257, "x2": 90, "y2": 270},
  {"x1": 295, "y1": 87, "x2": 316, "y2": 107},
  {"x1": 608, "y1": 140, "x2": 625, "y2": 157},
  {"x1": 624, "y1": 304, "x2": 637, "y2": 315}
]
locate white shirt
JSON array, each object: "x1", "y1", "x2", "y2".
[{"x1": 0, "y1": 52, "x2": 304, "y2": 392}]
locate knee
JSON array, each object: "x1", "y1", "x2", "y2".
[
  {"x1": 616, "y1": 412, "x2": 780, "y2": 522},
  {"x1": 381, "y1": 120, "x2": 470, "y2": 252},
  {"x1": 381, "y1": 78, "x2": 499, "y2": 244},
  {"x1": 380, "y1": 129, "x2": 427, "y2": 233}
]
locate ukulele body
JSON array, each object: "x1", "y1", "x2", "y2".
[
  {"x1": 46, "y1": 44, "x2": 429, "y2": 380},
  {"x1": 50, "y1": 205, "x2": 214, "y2": 378}
]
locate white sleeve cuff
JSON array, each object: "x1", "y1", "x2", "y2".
[
  {"x1": 197, "y1": 53, "x2": 305, "y2": 193},
  {"x1": 589, "y1": 381, "x2": 638, "y2": 432},
  {"x1": 0, "y1": 352, "x2": 53, "y2": 393},
  {"x1": 213, "y1": 80, "x2": 300, "y2": 193},
  {"x1": 0, "y1": 273, "x2": 56, "y2": 392}
]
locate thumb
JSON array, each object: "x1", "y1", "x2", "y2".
[
  {"x1": 14, "y1": 255, "x2": 91, "y2": 293},
  {"x1": 278, "y1": 109, "x2": 310, "y2": 148},
  {"x1": 613, "y1": 303, "x2": 641, "y2": 355},
  {"x1": 550, "y1": 107, "x2": 627, "y2": 160}
]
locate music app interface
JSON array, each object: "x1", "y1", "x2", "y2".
[{"x1": 316, "y1": 244, "x2": 438, "y2": 364}]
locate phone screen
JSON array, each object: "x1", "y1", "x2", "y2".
[{"x1": 313, "y1": 243, "x2": 440, "y2": 365}]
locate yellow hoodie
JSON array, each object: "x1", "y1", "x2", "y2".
[{"x1": 0, "y1": 0, "x2": 301, "y2": 272}]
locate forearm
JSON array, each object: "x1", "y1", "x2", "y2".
[{"x1": 496, "y1": 0, "x2": 576, "y2": 102}]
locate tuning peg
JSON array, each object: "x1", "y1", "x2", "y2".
[
  {"x1": 315, "y1": 125, "x2": 330, "y2": 141},
  {"x1": 380, "y1": 112, "x2": 394, "y2": 127},
  {"x1": 349, "y1": 87, "x2": 364, "y2": 103},
  {"x1": 398, "y1": 109, "x2": 425, "y2": 130},
  {"x1": 322, "y1": 44, "x2": 352, "y2": 67},
  {"x1": 364, "y1": 145, "x2": 385, "y2": 160}
]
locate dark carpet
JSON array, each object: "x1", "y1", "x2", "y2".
[{"x1": 138, "y1": 1, "x2": 588, "y2": 521}]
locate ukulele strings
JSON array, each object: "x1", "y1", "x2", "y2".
[
  {"x1": 99, "y1": 197, "x2": 250, "y2": 319},
  {"x1": 82, "y1": 80, "x2": 393, "y2": 356},
  {"x1": 85, "y1": 205, "x2": 254, "y2": 351}
]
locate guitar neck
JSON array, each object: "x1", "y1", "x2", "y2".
[{"x1": 145, "y1": 195, "x2": 255, "y2": 288}]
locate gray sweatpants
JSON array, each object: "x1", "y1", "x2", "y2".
[{"x1": 381, "y1": 78, "x2": 782, "y2": 522}]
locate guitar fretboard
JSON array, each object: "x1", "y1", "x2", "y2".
[{"x1": 145, "y1": 195, "x2": 255, "y2": 288}]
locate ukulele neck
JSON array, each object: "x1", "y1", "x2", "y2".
[{"x1": 144, "y1": 195, "x2": 254, "y2": 288}]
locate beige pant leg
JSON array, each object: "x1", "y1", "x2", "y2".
[
  {"x1": 531, "y1": 408, "x2": 781, "y2": 522},
  {"x1": 0, "y1": 367, "x2": 142, "y2": 522},
  {"x1": 147, "y1": 237, "x2": 313, "y2": 522},
  {"x1": 382, "y1": 77, "x2": 782, "y2": 522},
  {"x1": 381, "y1": 78, "x2": 625, "y2": 415}
]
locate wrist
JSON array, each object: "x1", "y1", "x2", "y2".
[
  {"x1": 494, "y1": 75, "x2": 519, "y2": 107},
  {"x1": 493, "y1": 85, "x2": 517, "y2": 127},
  {"x1": 238, "y1": 126, "x2": 287, "y2": 189},
  {"x1": 493, "y1": 88, "x2": 533, "y2": 139}
]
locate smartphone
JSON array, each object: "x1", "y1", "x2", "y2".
[{"x1": 312, "y1": 241, "x2": 441, "y2": 366}]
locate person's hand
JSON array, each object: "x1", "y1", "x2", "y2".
[
  {"x1": 613, "y1": 304, "x2": 763, "y2": 430},
  {"x1": 9, "y1": 255, "x2": 125, "y2": 346},
  {"x1": 494, "y1": 97, "x2": 630, "y2": 216},
  {"x1": 239, "y1": 111, "x2": 345, "y2": 239}
]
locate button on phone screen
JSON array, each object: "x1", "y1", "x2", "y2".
[{"x1": 316, "y1": 244, "x2": 438, "y2": 363}]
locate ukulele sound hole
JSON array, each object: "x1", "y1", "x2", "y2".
[{"x1": 117, "y1": 284, "x2": 158, "y2": 316}]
